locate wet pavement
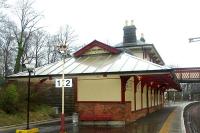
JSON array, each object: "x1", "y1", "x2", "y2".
[
  {"x1": 2, "y1": 102, "x2": 197, "y2": 133},
  {"x1": 50, "y1": 106, "x2": 174, "y2": 133},
  {"x1": 1, "y1": 106, "x2": 175, "y2": 133}
]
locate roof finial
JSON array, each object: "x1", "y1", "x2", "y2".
[
  {"x1": 140, "y1": 33, "x2": 145, "y2": 43},
  {"x1": 131, "y1": 20, "x2": 134, "y2": 25},
  {"x1": 125, "y1": 20, "x2": 128, "y2": 26}
]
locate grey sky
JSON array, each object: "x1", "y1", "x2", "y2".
[{"x1": 10, "y1": 0, "x2": 200, "y2": 67}]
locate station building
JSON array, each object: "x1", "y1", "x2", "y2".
[{"x1": 8, "y1": 21, "x2": 181, "y2": 125}]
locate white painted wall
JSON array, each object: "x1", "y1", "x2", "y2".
[
  {"x1": 77, "y1": 75, "x2": 121, "y2": 101},
  {"x1": 143, "y1": 85, "x2": 147, "y2": 108},
  {"x1": 136, "y1": 82, "x2": 141, "y2": 110},
  {"x1": 125, "y1": 77, "x2": 135, "y2": 111},
  {"x1": 152, "y1": 89, "x2": 155, "y2": 106}
]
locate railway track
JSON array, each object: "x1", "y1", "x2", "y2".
[{"x1": 184, "y1": 102, "x2": 200, "y2": 133}]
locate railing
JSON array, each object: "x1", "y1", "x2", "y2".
[{"x1": 174, "y1": 67, "x2": 200, "y2": 83}]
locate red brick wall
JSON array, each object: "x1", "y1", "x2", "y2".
[
  {"x1": 76, "y1": 102, "x2": 163, "y2": 122},
  {"x1": 124, "y1": 102, "x2": 148, "y2": 122},
  {"x1": 76, "y1": 102, "x2": 126, "y2": 121}
]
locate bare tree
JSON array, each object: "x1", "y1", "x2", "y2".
[
  {"x1": 46, "y1": 36, "x2": 53, "y2": 64},
  {"x1": 0, "y1": 0, "x2": 15, "y2": 77},
  {"x1": 0, "y1": 0, "x2": 9, "y2": 27},
  {"x1": 0, "y1": 0, "x2": 8, "y2": 8},
  {"x1": 46, "y1": 34, "x2": 60, "y2": 64},
  {"x1": 12, "y1": 0, "x2": 43, "y2": 73},
  {"x1": 27, "y1": 30, "x2": 47, "y2": 67},
  {"x1": 0, "y1": 20, "x2": 16, "y2": 77},
  {"x1": 55, "y1": 25, "x2": 77, "y2": 47}
]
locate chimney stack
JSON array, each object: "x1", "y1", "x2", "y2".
[{"x1": 123, "y1": 20, "x2": 137, "y2": 45}]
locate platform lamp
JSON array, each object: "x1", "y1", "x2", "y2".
[
  {"x1": 57, "y1": 43, "x2": 69, "y2": 133},
  {"x1": 22, "y1": 60, "x2": 35, "y2": 130}
]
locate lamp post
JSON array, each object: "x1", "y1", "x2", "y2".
[
  {"x1": 22, "y1": 61, "x2": 35, "y2": 130},
  {"x1": 57, "y1": 44, "x2": 68, "y2": 133},
  {"x1": 16, "y1": 61, "x2": 39, "y2": 133},
  {"x1": 27, "y1": 69, "x2": 31, "y2": 129}
]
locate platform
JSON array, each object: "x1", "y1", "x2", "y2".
[
  {"x1": 159, "y1": 102, "x2": 190, "y2": 133},
  {"x1": 0, "y1": 102, "x2": 193, "y2": 133},
  {"x1": 78, "y1": 102, "x2": 191, "y2": 133}
]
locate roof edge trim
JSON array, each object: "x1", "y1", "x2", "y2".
[{"x1": 74, "y1": 40, "x2": 120, "y2": 57}]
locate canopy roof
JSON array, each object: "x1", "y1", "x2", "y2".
[
  {"x1": 9, "y1": 52, "x2": 172, "y2": 78},
  {"x1": 8, "y1": 40, "x2": 180, "y2": 90}
]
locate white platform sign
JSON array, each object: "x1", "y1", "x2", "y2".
[{"x1": 55, "y1": 79, "x2": 72, "y2": 88}]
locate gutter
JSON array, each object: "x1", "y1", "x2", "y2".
[{"x1": 6, "y1": 69, "x2": 173, "y2": 79}]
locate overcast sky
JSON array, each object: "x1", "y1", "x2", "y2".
[{"x1": 11, "y1": 0, "x2": 200, "y2": 67}]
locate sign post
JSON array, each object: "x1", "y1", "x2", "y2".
[
  {"x1": 55, "y1": 78, "x2": 72, "y2": 133},
  {"x1": 56, "y1": 43, "x2": 72, "y2": 133}
]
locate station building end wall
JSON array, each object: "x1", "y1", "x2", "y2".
[{"x1": 75, "y1": 75, "x2": 164, "y2": 124}]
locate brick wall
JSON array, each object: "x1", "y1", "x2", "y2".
[
  {"x1": 76, "y1": 102, "x2": 163, "y2": 123},
  {"x1": 76, "y1": 102, "x2": 126, "y2": 121}
]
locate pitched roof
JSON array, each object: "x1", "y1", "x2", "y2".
[
  {"x1": 74, "y1": 40, "x2": 120, "y2": 57},
  {"x1": 8, "y1": 40, "x2": 180, "y2": 90},
  {"x1": 114, "y1": 42, "x2": 165, "y2": 65},
  {"x1": 8, "y1": 52, "x2": 171, "y2": 78}
]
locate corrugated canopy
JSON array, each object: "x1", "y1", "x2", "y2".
[
  {"x1": 9, "y1": 52, "x2": 171, "y2": 78},
  {"x1": 8, "y1": 40, "x2": 181, "y2": 90}
]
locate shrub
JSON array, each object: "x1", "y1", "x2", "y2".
[
  {"x1": 0, "y1": 84, "x2": 19, "y2": 114},
  {"x1": 0, "y1": 76, "x2": 5, "y2": 86},
  {"x1": 30, "y1": 85, "x2": 48, "y2": 106}
]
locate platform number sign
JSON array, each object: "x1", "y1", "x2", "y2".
[{"x1": 55, "y1": 79, "x2": 72, "y2": 88}]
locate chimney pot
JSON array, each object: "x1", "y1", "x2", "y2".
[
  {"x1": 131, "y1": 20, "x2": 134, "y2": 25},
  {"x1": 125, "y1": 20, "x2": 128, "y2": 26}
]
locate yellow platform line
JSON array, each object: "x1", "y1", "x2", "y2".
[
  {"x1": 159, "y1": 109, "x2": 175, "y2": 133},
  {"x1": 16, "y1": 128, "x2": 39, "y2": 133}
]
